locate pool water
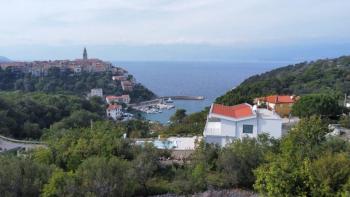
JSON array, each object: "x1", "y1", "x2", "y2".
[{"x1": 136, "y1": 140, "x2": 177, "y2": 149}]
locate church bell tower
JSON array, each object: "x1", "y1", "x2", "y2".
[{"x1": 83, "y1": 47, "x2": 88, "y2": 60}]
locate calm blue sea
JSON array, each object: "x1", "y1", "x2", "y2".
[{"x1": 113, "y1": 61, "x2": 290, "y2": 123}]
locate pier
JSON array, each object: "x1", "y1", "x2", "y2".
[
  {"x1": 129, "y1": 95, "x2": 204, "y2": 114},
  {"x1": 129, "y1": 95, "x2": 205, "y2": 108},
  {"x1": 160, "y1": 96, "x2": 205, "y2": 100}
]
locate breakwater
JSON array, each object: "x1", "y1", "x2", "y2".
[{"x1": 160, "y1": 96, "x2": 205, "y2": 100}]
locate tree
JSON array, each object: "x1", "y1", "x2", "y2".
[
  {"x1": 0, "y1": 92, "x2": 106, "y2": 139},
  {"x1": 75, "y1": 157, "x2": 135, "y2": 197},
  {"x1": 254, "y1": 117, "x2": 350, "y2": 196},
  {"x1": 51, "y1": 110, "x2": 102, "y2": 130},
  {"x1": 170, "y1": 109, "x2": 187, "y2": 123},
  {"x1": 306, "y1": 153, "x2": 350, "y2": 196},
  {"x1": 132, "y1": 144, "x2": 160, "y2": 195},
  {"x1": 339, "y1": 115, "x2": 350, "y2": 128},
  {"x1": 217, "y1": 134, "x2": 277, "y2": 188},
  {"x1": 0, "y1": 156, "x2": 52, "y2": 197},
  {"x1": 42, "y1": 169, "x2": 78, "y2": 197},
  {"x1": 292, "y1": 94, "x2": 342, "y2": 118}
]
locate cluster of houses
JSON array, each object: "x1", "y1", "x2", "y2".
[
  {"x1": 0, "y1": 47, "x2": 138, "y2": 121},
  {"x1": 89, "y1": 87, "x2": 133, "y2": 121},
  {"x1": 0, "y1": 48, "x2": 121, "y2": 76},
  {"x1": 204, "y1": 95, "x2": 299, "y2": 147},
  {"x1": 112, "y1": 75, "x2": 135, "y2": 92}
]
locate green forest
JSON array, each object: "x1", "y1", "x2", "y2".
[
  {"x1": 0, "y1": 67, "x2": 155, "y2": 102},
  {"x1": 1, "y1": 117, "x2": 350, "y2": 196},
  {"x1": 0, "y1": 91, "x2": 105, "y2": 139},
  {"x1": 216, "y1": 56, "x2": 350, "y2": 105}
]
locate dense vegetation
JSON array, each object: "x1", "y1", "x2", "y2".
[
  {"x1": 1, "y1": 116, "x2": 349, "y2": 196},
  {"x1": 216, "y1": 56, "x2": 350, "y2": 105},
  {"x1": 0, "y1": 67, "x2": 155, "y2": 102},
  {"x1": 160, "y1": 108, "x2": 208, "y2": 136},
  {"x1": 0, "y1": 91, "x2": 105, "y2": 139},
  {"x1": 292, "y1": 93, "x2": 344, "y2": 119},
  {"x1": 254, "y1": 117, "x2": 350, "y2": 196}
]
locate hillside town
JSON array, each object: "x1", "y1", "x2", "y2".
[
  {"x1": 0, "y1": 48, "x2": 118, "y2": 75},
  {"x1": 0, "y1": 48, "x2": 142, "y2": 120}
]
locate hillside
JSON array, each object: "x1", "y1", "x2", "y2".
[
  {"x1": 0, "y1": 67, "x2": 156, "y2": 103},
  {"x1": 0, "y1": 91, "x2": 105, "y2": 139},
  {"x1": 216, "y1": 55, "x2": 350, "y2": 105},
  {"x1": 0, "y1": 56, "x2": 10, "y2": 63}
]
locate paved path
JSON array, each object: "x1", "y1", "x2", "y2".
[{"x1": 0, "y1": 135, "x2": 46, "y2": 153}]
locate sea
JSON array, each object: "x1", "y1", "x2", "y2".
[{"x1": 113, "y1": 61, "x2": 292, "y2": 123}]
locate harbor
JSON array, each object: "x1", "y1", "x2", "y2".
[{"x1": 130, "y1": 96, "x2": 205, "y2": 115}]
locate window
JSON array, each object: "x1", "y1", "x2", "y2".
[{"x1": 243, "y1": 124, "x2": 253, "y2": 134}]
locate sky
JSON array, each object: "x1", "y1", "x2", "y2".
[{"x1": 1, "y1": 0, "x2": 350, "y2": 61}]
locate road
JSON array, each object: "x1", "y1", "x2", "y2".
[{"x1": 0, "y1": 135, "x2": 47, "y2": 153}]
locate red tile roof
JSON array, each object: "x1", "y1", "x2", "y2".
[
  {"x1": 121, "y1": 80, "x2": 133, "y2": 86},
  {"x1": 211, "y1": 103, "x2": 253, "y2": 119},
  {"x1": 265, "y1": 95, "x2": 295, "y2": 104},
  {"x1": 106, "y1": 96, "x2": 118, "y2": 100},
  {"x1": 107, "y1": 104, "x2": 121, "y2": 110},
  {"x1": 106, "y1": 95, "x2": 129, "y2": 100}
]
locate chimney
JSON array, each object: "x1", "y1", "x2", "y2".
[{"x1": 252, "y1": 104, "x2": 258, "y2": 112}]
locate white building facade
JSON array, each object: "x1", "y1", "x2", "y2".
[
  {"x1": 90, "y1": 88, "x2": 103, "y2": 97},
  {"x1": 203, "y1": 103, "x2": 282, "y2": 147},
  {"x1": 106, "y1": 104, "x2": 123, "y2": 120}
]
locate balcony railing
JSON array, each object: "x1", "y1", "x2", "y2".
[{"x1": 204, "y1": 128, "x2": 221, "y2": 136}]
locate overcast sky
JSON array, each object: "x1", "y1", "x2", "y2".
[{"x1": 1, "y1": 0, "x2": 350, "y2": 61}]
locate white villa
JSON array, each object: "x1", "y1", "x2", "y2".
[
  {"x1": 89, "y1": 88, "x2": 103, "y2": 98},
  {"x1": 106, "y1": 104, "x2": 123, "y2": 120},
  {"x1": 203, "y1": 103, "x2": 282, "y2": 147}
]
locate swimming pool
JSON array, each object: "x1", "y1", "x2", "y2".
[{"x1": 135, "y1": 140, "x2": 177, "y2": 149}]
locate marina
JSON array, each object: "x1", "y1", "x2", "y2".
[
  {"x1": 131, "y1": 96, "x2": 204, "y2": 114},
  {"x1": 119, "y1": 61, "x2": 283, "y2": 123}
]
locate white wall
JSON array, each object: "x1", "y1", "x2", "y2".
[
  {"x1": 220, "y1": 119, "x2": 237, "y2": 137},
  {"x1": 236, "y1": 118, "x2": 258, "y2": 139},
  {"x1": 258, "y1": 118, "x2": 282, "y2": 138},
  {"x1": 107, "y1": 109, "x2": 122, "y2": 120},
  {"x1": 204, "y1": 114, "x2": 282, "y2": 147},
  {"x1": 268, "y1": 103, "x2": 276, "y2": 109}
]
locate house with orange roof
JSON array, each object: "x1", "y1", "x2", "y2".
[
  {"x1": 203, "y1": 103, "x2": 282, "y2": 147},
  {"x1": 254, "y1": 95, "x2": 298, "y2": 117},
  {"x1": 106, "y1": 95, "x2": 130, "y2": 104},
  {"x1": 121, "y1": 80, "x2": 133, "y2": 92},
  {"x1": 106, "y1": 104, "x2": 123, "y2": 120}
]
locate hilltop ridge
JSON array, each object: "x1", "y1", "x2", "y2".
[
  {"x1": 0, "y1": 56, "x2": 11, "y2": 63},
  {"x1": 216, "y1": 55, "x2": 350, "y2": 105}
]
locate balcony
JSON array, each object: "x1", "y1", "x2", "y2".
[{"x1": 204, "y1": 120, "x2": 222, "y2": 136}]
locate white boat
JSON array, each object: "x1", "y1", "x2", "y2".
[
  {"x1": 166, "y1": 98, "x2": 174, "y2": 103},
  {"x1": 166, "y1": 105, "x2": 175, "y2": 109}
]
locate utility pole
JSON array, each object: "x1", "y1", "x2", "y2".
[{"x1": 344, "y1": 93, "x2": 347, "y2": 107}]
